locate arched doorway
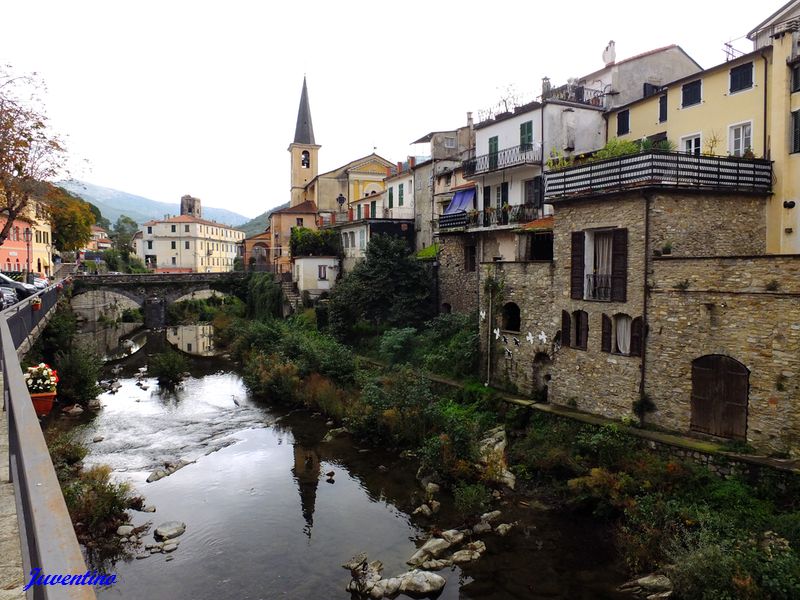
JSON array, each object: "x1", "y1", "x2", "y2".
[{"x1": 690, "y1": 355, "x2": 749, "y2": 440}]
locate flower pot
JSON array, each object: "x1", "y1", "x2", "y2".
[
  {"x1": 30, "y1": 392, "x2": 56, "y2": 417},
  {"x1": 31, "y1": 300, "x2": 42, "y2": 312}
]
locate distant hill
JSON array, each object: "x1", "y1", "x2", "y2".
[
  {"x1": 239, "y1": 202, "x2": 290, "y2": 238},
  {"x1": 58, "y1": 180, "x2": 251, "y2": 228}
]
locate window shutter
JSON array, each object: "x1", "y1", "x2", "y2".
[
  {"x1": 570, "y1": 232, "x2": 585, "y2": 299},
  {"x1": 630, "y1": 317, "x2": 643, "y2": 357},
  {"x1": 501, "y1": 182, "x2": 509, "y2": 205},
  {"x1": 578, "y1": 311, "x2": 589, "y2": 349},
  {"x1": 611, "y1": 228, "x2": 628, "y2": 302},
  {"x1": 561, "y1": 310, "x2": 571, "y2": 348},
  {"x1": 483, "y1": 186, "x2": 491, "y2": 210},
  {"x1": 601, "y1": 314, "x2": 612, "y2": 352}
]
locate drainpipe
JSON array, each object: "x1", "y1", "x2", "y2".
[
  {"x1": 761, "y1": 52, "x2": 769, "y2": 158},
  {"x1": 640, "y1": 193, "x2": 652, "y2": 401}
]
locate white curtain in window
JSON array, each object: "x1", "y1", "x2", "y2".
[
  {"x1": 595, "y1": 232, "x2": 613, "y2": 275},
  {"x1": 616, "y1": 314, "x2": 632, "y2": 355}
]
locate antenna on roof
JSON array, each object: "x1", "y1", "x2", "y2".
[{"x1": 723, "y1": 40, "x2": 745, "y2": 61}]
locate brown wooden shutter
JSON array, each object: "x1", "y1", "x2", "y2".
[
  {"x1": 601, "y1": 314, "x2": 612, "y2": 352},
  {"x1": 570, "y1": 232, "x2": 585, "y2": 299},
  {"x1": 579, "y1": 311, "x2": 589, "y2": 349},
  {"x1": 561, "y1": 310, "x2": 571, "y2": 348},
  {"x1": 630, "y1": 316, "x2": 643, "y2": 356},
  {"x1": 611, "y1": 228, "x2": 628, "y2": 302}
]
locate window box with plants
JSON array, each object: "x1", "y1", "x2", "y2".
[{"x1": 25, "y1": 362, "x2": 59, "y2": 417}]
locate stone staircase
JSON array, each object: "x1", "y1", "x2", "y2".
[{"x1": 281, "y1": 281, "x2": 301, "y2": 314}]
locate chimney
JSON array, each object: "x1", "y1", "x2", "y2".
[
  {"x1": 397, "y1": 161, "x2": 403, "y2": 174},
  {"x1": 409, "y1": 156, "x2": 416, "y2": 168},
  {"x1": 542, "y1": 77, "x2": 551, "y2": 98},
  {"x1": 467, "y1": 112, "x2": 473, "y2": 128},
  {"x1": 386, "y1": 166, "x2": 392, "y2": 176}
]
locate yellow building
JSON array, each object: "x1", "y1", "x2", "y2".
[{"x1": 607, "y1": 3, "x2": 800, "y2": 253}]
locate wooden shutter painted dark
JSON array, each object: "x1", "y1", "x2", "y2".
[
  {"x1": 630, "y1": 316, "x2": 643, "y2": 357},
  {"x1": 579, "y1": 311, "x2": 589, "y2": 349},
  {"x1": 570, "y1": 232, "x2": 585, "y2": 300},
  {"x1": 561, "y1": 310, "x2": 571, "y2": 348},
  {"x1": 611, "y1": 228, "x2": 628, "y2": 302},
  {"x1": 483, "y1": 186, "x2": 491, "y2": 210},
  {"x1": 601, "y1": 314, "x2": 612, "y2": 353},
  {"x1": 501, "y1": 182, "x2": 509, "y2": 206}
]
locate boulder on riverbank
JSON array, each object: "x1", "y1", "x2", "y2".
[
  {"x1": 154, "y1": 521, "x2": 186, "y2": 540},
  {"x1": 146, "y1": 459, "x2": 193, "y2": 483},
  {"x1": 344, "y1": 554, "x2": 446, "y2": 599}
]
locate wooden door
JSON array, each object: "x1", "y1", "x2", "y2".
[{"x1": 691, "y1": 355, "x2": 749, "y2": 440}]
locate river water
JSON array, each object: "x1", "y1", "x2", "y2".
[{"x1": 63, "y1": 325, "x2": 628, "y2": 600}]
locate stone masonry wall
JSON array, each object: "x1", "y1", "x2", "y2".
[
  {"x1": 438, "y1": 233, "x2": 479, "y2": 314},
  {"x1": 646, "y1": 256, "x2": 800, "y2": 455},
  {"x1": 649, "y1": 192, "x2": 767, "y2": 257},
  {"x1": 479, "y1": 260, "x2": 555, "y2": 397},
  {"x1": 549, "y1": 194, "x2": 647, "y2": 420}
]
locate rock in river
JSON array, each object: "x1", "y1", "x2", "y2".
[
  {"x1": 154, "y1": 521, "x2": 186, "y2": 540},
  {"x1": 398, "y1": 570, "x2": 446, "y2": 595},
  {"x1": 116, "y1": 525, "x2": 134, "y2": 536}
]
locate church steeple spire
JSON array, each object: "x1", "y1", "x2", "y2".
[{"x1": 293, "y1": 77, "x2": 315, "y2": 145}]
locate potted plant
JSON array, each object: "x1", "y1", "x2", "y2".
[
  {"x1": 661, "y1": 241, "x2": 673, "y2": 256},
  {"x1": 25, "y1": 362, "x2": 58, "y2": 417},
  {"x1": 31, "y1": 297, "x2": 42, "y2": 311}
]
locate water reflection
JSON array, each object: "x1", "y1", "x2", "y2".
[
  {"x1": 74, "y1": 323, "x2": 146, "y2": 361},
  {"x1": 166, "y1": 324, "x2": 218, "y2": 356}
]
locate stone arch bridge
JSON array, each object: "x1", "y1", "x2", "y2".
[{"x1": 71, "y1": 272, "x2": 247, "y2": 327}]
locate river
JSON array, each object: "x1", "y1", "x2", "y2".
[{"x1": 61, "y1": 325, "x2": 628, "y2": 599}]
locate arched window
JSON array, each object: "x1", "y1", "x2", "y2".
[
  {"x1": 301, "y1": 150, "x2": 310, "y2": 169},
  {"x1": 502, "y1": 302, "x2": 521, "y2": 332},
  {"x1": 342, "y1": 234, "x2": 349, "y2": 248},
  {"x1": 571, "y1": 310, "x2": 588, "y2": 350},
  {"x1": 12, "y1": 227, "x2": 19, "y2": 242},
  {"x1": 349, "y1": 232, "x2": 355, "y2": 248}
]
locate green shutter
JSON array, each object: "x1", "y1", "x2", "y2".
[
  {"x1": 399, "y1": 184, "x2": 404, "y2": 206},
  {"x1": 520, "y1": 121, "x2": 532, "y2": 147},
  {"x1": 370, "y1": 200, "x2": 376, "y2": 218},
  {"x1": 489, "y1": 136, "x2": 498, "y2": 169},
  {"x1": 388, "y1": 187, "x2": 393, "y2": 208},
  {"x1": 357, "y1": 204, "x2": 362, "y2": 220}
]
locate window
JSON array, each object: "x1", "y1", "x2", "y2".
[
  {"x1": 520, "y1": 121, "x2": 533, "y2": 148},
  {"x1": 185, "y1": 241, "x2": 190, "y2": 250},
  {"x1": 296, "y1": 218, "x2": 304, "y2": 227},
  {"x1": 349, "y1": 232, "x2": 355, "y2": 248},
  {"x1": 358, "y1": 230, "x2": 365, "y2": 249},
  {"x1": 793, "y1": 64, "x2": 800, "y2": 93},
  {"x1": 171, "y1": 241, "x2": 176, "y2": 249},
  {"x1": 399, "y1": 183, "x2": 404, "y2": 206},
  {"x1": 464, "y1": 245, "x2": 476, "y2": 272},
  {"x1": 793, "y1": 110, "x2": 800, "y2": 154},
  {"x1": 617, "y1": 110, "x2": 630, "y2": 136},
  {"x1": 184, "y1": 225, "x2": 190, "y2": 233},
  {"x1": 12, "y1": 227, "x2": 18, "y2": 241},
  {"x1": 571, "y1": 229, "x2": 627, "y2": 302},
  {"x1": 147, "y1": 241, "x2": 153, "y2": 250},
  {"x1": 658, "y1": 95, "x2": 667, "y2": 123},
  {"x1": 342, "y1": 234, "x2": 348, "y2": 248},
  {"x1": 357, "y1": 204, "x2": 362, "y2": 220},
  {"x1": 572, "y1": 310, "x2": 588, "y2": 350},
  {"x1": 489, "y1": 136, "x2": 499, "y2": 169},
  {"x1": 147, "y1": 226, "x2": 152, "y2": 234},
  {"x1": 388, "y1": 187, "x2": 394, "y2": 208},
  {"x1": 444, "y1": 136, "x2": 456, "y2": 149},
  {"x1": 526, "y1": 232, "x2": 553, "y2": 260},
  {"x1": 729, "y1": 122, "x2": 752, "y2": 157},
  {"x1": 171, "y1": 257, "x2": 177, "y2": 265},
  {"x1": 729, "y1": 62, "x2": 753, "y2": 93},
  {"x1": 524, "y1": 177, "x2": 544, "y2": 208},
  {"x1": 370, "y1": 200, "x2": 376, "y2": 218},
  {"x1": 318, "y1": 265, "x2": 327, "y2": 280},
  {"x1": 171, "y1": 225, "x2": 176, "y2": 232},
  {"x1": 502, "y1": 303, "x2": 521, "y2": 332},
  {"x1": 682, "y1": 135, "x2": 701, "y2": 156},
  {"x1": 681, "y1": 80, "x2": 702, "y2": 107},
  {"x1": 301, "y1": 150, "x2": 310, "y2": 168}
]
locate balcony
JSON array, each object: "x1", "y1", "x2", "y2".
[
  {"x1": 463, "y1": 144, "x2": 542, "y2": 177},
  {"x1": 586, "y1": 274, "x2": 611, "y2": 301},
  {"x1": 320, "y1": 208, "x2": 415, "y2": 227},
  {"x1": 542, "y1": 83, "x2": 605, "y2": 107},
  {"x1": 439, "y1": 204, "x2": 544, "y2": 231},
  {"x1": 545, "y1": 151, "x2": 773, "y2": 201}
]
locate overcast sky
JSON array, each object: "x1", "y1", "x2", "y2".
[{"x1": 0, "y1": 1, "x2": 773, "y2": 219}]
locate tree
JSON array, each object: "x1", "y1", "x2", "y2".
[
  {"x1": 86, "y1": 202, "x2": 112, "y2": 231},
  {"x1": 0, "y1": 67, "x2": 67, "y2": 246},
  {"x1": 45, "y1": 185, "x2": 94, "y2": 251},
  {"x1": 111, "y1": 215, "x2": 138, "y2": 253},
  {"x1": 290, "y1": 227, "x2": 340, "y2": 257},
  {"x1": 328, "y1": 235, "x2": 435, "y2": 340}
]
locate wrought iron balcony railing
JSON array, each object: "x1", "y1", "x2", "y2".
[
  {"x1": 542, "y1": 83, "x2": 605, "y2": 107},
  {"x1": 586, "y1": 273, "x2": 612, "y2": 301},
  {"x1": 438, "y1": 204, "x2": 545, "y2": 231},
  {"x1": 545, "y1": 150, "x2": 773, "y2": 200},
  {"x1": 463, "y1": 144, "x2": 542, "y2": 177}
]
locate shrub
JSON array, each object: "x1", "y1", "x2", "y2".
[
  {"x1": 242, "y1": 352, "x2": 300, "y2": 402},
  {"x1": 379, "y1": 327, "x2": 417, "y2": 365},
  {"x1": 120, "y1": 307, "x2": 143, "y2": 323},
  {"x1": 453, "y1": 482, "x2": 491, "y2": 518},
  {"x1": 148, "y1": 350, "x2": 189, "y2": 389},
  {"x1": 55, "y1": 347, "x2": 102, "y2": 407},
  {"x1": 247, "y1": 273, "x2": 283, "y2": 320},
  {"x1": 574, "y1": 424, "x2": 637, "y2": 468}
]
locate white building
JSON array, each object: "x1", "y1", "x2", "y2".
[{"x1": 293, "y1": 256, "x2": 338, "y2": 297}]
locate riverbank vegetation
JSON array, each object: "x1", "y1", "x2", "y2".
[
  {"x1": 46, "y1": 429, "x2": 142, "y2": 562},
  {"x1": 166, "y1": 294, "x2": 244, "y2": 325},
  {"x1": 149, "y1": 349, "x2": 189, "y2": 388}
]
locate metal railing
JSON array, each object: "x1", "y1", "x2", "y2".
[
  {"x1": 542, "y1": 83, "x2": 605, "y2": 107},
  {"x1": 2, "y1": 284, "x2": 95, "y2": 599},
  {"x1": 463, "y1": 144, "x2": 542, "y2": 177},
  {"x1": 545, "y1": 150, "x2": 773, "y2": 200},
  {"x1": 586, "y1": 274, "x2": 612, "y2": 301},
  {"x1": 438, "y1": 204, "x2": 545, "y2": 231}
]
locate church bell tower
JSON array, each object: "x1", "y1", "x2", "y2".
[{"x1": 289, "y1": 77, "x2": 320, "y2": 207}]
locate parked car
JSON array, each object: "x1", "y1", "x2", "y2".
[
  {"x1": 32, "y1": 277, "x2": 48, "y2": 290},
  {"x1": 0, "y1": 286, "x2": 17, "y2": 309},
  {"x1": 0, "y1": 274, "x2": 36, "y2": 299}
]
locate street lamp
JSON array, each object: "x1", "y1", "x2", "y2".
[{"x1": 23, "y1": 228, "x2": 32, "y2": 282}]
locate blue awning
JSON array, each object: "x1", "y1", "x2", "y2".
[{"x1": 444, "y1": 188, "x2": 475, "y2": 215}]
